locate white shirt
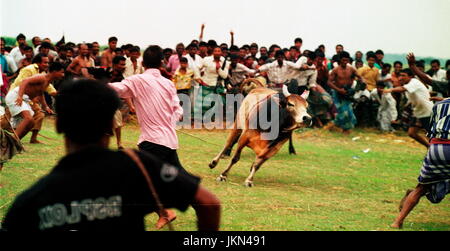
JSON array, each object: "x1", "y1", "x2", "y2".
[
  {"x1": 185, "y1": 54, "x2": 203, "y2": 70},
  {"x1": 9, "y1": 47, "x2": 25, "y2": 66},
  {"x1": 432, "y1": 69, "x2": 447, "y2": 82},
  {"x1": 258, "y1": 60, "x2": 298, "y2": 84},
  {"x1": 352, "y1": 80, "x2": 371, "y2": 100},
  {"x1": 371, "y1": 89, "x2": 398, "y2": 121},
  {"x1": 124, "y1": 57, "x2": 144, "y2": 78},
  {"x1": 3, "y1": 53, "x2": 18, "y2": 73},
  {"x1": 297, "y1": 69, "x2": 317, "y2": 88},
  {"x1": 379, "y1": 73, "x2": 393, "y2": 88},
  {"x1": 49, "y1": 50, "x2": 58, "y2": 59},
  {"x1": 229, "y1": 63, "x2": 256, "y2": 85},
  {"x1": 199, "y1": 56, "x2": 229, "y2": 86},
  {"x1": 403, "y1": 78, "x2": 433, "y2": 118},
  {"x1": 184, "y1": 54, "x2": 203, "y2": 78},
  {"x1": 286, "y1": 56, "x2": 308, "y2": 80},
  {"x1": 34, "y1": 46, "x2": 58, "y2": 59}
]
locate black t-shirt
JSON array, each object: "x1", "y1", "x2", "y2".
[{"x1": 2, "y1": 147, "x2": 200, "y2": 231}]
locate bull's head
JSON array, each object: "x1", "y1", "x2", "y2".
[{"x1": 282, "y1": 91, "x2": 312, "y2": 131}]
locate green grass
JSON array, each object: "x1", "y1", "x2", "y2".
[{"x1": 1, "y1": 118, "x2": 449, "y2": 231}]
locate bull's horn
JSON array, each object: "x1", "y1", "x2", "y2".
[
  {"x1": 282, "y1": 85, "x2": 291, "y2": 97},
  {"x1": 301, "y1": 90, "x2": 310, "y2": 100}
]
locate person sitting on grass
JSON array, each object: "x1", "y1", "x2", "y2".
[{"x1": 1, "y1": 79, "x2": 221, "y2": 231}]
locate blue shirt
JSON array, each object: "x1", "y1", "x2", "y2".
[{"x1": 0, "y1": 55, "x2": 8, "y2": 74}]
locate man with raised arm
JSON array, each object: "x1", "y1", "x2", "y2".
[
  {"x1": 406, "y1": 53, "x2": 450, "y2": 100},
  {"x1": 383, "y1": 54, "x2": 434, "y2": 148},
  {"x1": 392, "y1": 54, "x2": 450, "y2": 229}
]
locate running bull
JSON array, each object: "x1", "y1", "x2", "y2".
[{"x1": 209, "y1": 87, "x2": 312, "y2": 187}]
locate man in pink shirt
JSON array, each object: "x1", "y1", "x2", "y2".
[
  {"x1": 109, "y1": 45, "x2": 184, "y2": 229},
  {"x1": 166, "y1": 43, "x2": 185, "y2": 75}
]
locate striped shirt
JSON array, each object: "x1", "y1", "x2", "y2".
[{"x1": 428, "y1": 99, "x2": 450, "y2": 139}]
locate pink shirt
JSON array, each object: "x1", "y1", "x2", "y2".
[
  {"x1": 109, "y1": 69, "x2": 183, "y2": 150},
  {"x1": 167, "y1": 54, "x2": 182, "y2": 75}
]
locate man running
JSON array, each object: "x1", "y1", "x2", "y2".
[
  {"x1": 6, "y1": 62, "x2": 64, "y2": 142},
  {"x1": 109, "y1": 45, "x2": 186, "y2": 229},
  {"x1": 392, "y1": 90, "x2": 450, "y2": 229}
]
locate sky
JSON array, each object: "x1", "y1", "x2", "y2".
[{"x1": 1, "y1": 0, "x2": 450, "y2": 58}]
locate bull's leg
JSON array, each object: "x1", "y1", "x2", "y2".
[
  {"x1": 245, "y1": 141, "x2": 286, "y2": 187},
  {"x1": 223, "y1": 134, "x2": 239, "y2": 158},
  {"x1": 209, "y1": 128, "x2": 242, "y2": 169},
  {"x1": 217, "y1": 137, "x2": 247, "y2": 182},
  {"x1": 245, "y1": 157, "x2": 268, "y2": 187},
  {"x1": 288, "y1": 133, "x2": 297, "y2": 155}
]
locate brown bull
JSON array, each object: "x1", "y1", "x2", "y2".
[{"x1": 209, "y1": 87, "x2": 311, "y2": 187}]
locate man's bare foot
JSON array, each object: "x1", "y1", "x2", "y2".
[
  {"x1": 391, "y1": 222, "x2": 402, "y2": 229},
  {"x1": 30, "y1": 139, "x2": 44, "y2": 144},
  {"x1": 155, "y1": 209, "x2": 177, "y2": 230},
  {"x1": 391, "y1": 222, "x2": 403, "y2": 229},
  {"x1": 399, "y1": 189, "x2": 414, "y2": 212},
  {"x1": 118, "y1": 146, "x2": 124, "y2": 150}
]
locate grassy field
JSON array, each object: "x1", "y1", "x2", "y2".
[{"x1": 1, "y1": 117, "x2": 449, "y2": 231}]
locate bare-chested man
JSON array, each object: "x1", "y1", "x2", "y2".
[
  {"x1": 66, "y1": 44, "x2": 95, "y2": 78},
  {"x1": 5, "y1": 62, "x2": 65, "y2": 143},
  {"x1": 8, "y1": 54, "x2": 58, "y2": 143},
  {"x1": 101, "y1": 37, "x2": 118, "y2": 68},
  {"x1": 327, "y1": 51, "x2": 360, "y2": 134},
  {"x1": 91, "y1": 42, "x2": 102, "y2": 66}
]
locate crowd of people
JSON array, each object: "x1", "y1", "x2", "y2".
[
  {"x1": 1, "y1": 24, "x2": 450, "y2": 230},
  {"x1": 2, "y1": 28, "x2": 450, "y2": 142}
]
